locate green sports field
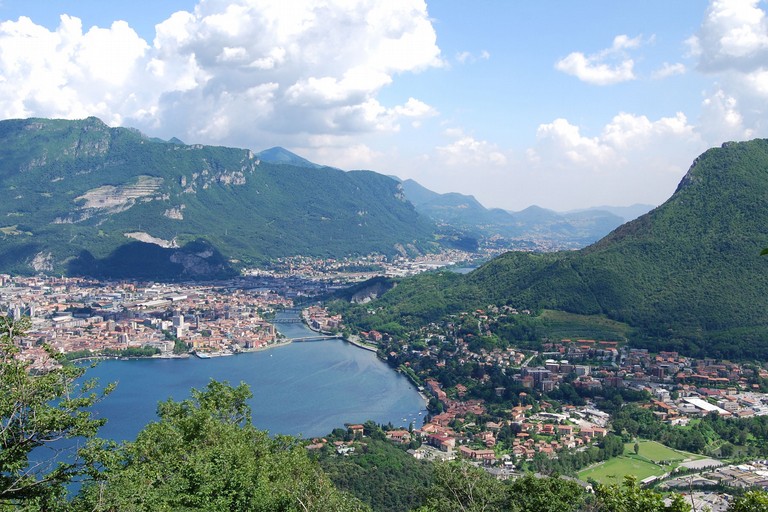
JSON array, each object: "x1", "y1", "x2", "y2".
[
  {"x1": 578, "y1": 456, "x2": 665, "y2": 484},
  {"x1": 578, "y1": 440, "x2": 705, "y2": 484},
  {"x1": 625, "y1": 440, "x2": 690, "y2": 462}
]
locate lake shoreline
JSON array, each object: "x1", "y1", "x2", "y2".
[{"x1": 83, "y1": 338, "x2": 428, "y2": 441}]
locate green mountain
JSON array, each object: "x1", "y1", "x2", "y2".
[
  {"x1": 256, "y1": 146, "x2": 325, "y2": 169},
  {"x1": 399, "y1": 179, "x2": 625, "y2": 248},
  {"x1": 570, "y1": 204, "x2": 655, "y2": 223},
  {"x1": 350, "y1": 140, "x2": 768, "y2": 359},
  {"x1": 0, "y1": 117, "x2": 435, "y2": 279}
]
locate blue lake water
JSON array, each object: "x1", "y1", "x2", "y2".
[{"x1": 82, "y1": 312, "x2": 426, "y2": 441}]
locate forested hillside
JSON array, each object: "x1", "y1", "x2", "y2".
[
  {"x1": 0, "y1": 117, "x2": 435, "y2": 279},
  {"x1": 340, "y1": 140, "x2": 768, "y2": 359}
]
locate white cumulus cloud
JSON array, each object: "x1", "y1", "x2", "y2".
[
  {"x1": 689, "y1": 0, "x2": 768, "y2": 143},
  {"x1": 298, "y1": 134, "x2": 383, "y2": 170},
  {"x1": 0, "y1": 15, "x2": 149, "y2": 123},
  {"x1": 523, "y1": 113, "x2": 706, "y2": 207},
  {"x1": 555, "y1": 34, "x2": 643, "y2": 85},
  {"x1": 529, "y1": 118, "x2": 615, "y2": 168},
  {"x1": 436, "y1": 130, "x2": 507, "y2": 167},
  {"x1": 0, "y1": 0, "x2": 443, "y2": 150},
  {"x1": 529, "y1": 113, "x2": 700, "y2": 168},
  {"x1": 689, "y1": 0, "x2": 768, "y2": 73}
]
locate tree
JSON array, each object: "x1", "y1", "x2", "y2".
[
  {"x1": 719, "y1": 442, "x2": 734, "y2": 458},
  {"x1": 506, "y1": 474, "x2": 586, "y2": 512},
  {"x1": 417, "y1": 463, "x2": 590, "y2": 512},
  {"x1": 594, "y1": 476, "x2": 690, "y2": 512},
  {"x1": 73, "y1": 380, "x2": 368, "y2": 511},
  {"x1": 0, "y1": 315, "x2": 112, "y2": 509},
  {"x1": 634, "y1": 442, "x2": 640, "y2": 455},
  {"x1": 727, "y1": 490, "x2": 768, "y2": 512},
  {"x1": 416, "y1": 460, "x2": 507, "y2": 512}
]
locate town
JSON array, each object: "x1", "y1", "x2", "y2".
[
  {"x1": 4, "y1": 261, "x2": 768, "y2": 508},
  {"x1": 0, "y1": 250, "x2": 482, "y2": 370},
  {"x1": 323, "y1": 304, "x2": 768, "y2": 509}
]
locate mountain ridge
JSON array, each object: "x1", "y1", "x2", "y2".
[
  {"x1": 399, "y1": 179, "x2": 629, "y2": 248},
  {"x1": 345, "y1": 139, "x2": 768, "y2": 359},
  {"x1": 235, "y1": 150, "x2": 653, "y2": 248},
  {"x1": 256, "y1": 146, "x2": 325, "y2": 169},
  {"x1": 0, "y1": 117, "x2": 435, "y2": 279}
]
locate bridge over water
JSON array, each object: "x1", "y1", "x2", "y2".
[
  {"x1": 272, "y1": 308, "x2": 305, "y2": 324},
  {"x1": 289, "y1": 335, "x2": 343, "y2": 342}
]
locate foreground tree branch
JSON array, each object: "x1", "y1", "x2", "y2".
[{"x1": 0, "y1": 315, "x2": 111, "y2": 508}]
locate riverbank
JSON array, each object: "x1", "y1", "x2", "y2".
[
  {"x1": 240, "y1": 339, "x2": 294, "y2": 353},
  {"x1": 67, "y1": 352, "x2": 191, "y2": 364},
  {"x1": 344, "y1": 335, "x2": 378, "y2": 353}
]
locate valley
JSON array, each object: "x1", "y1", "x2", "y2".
[
  {"x1": 6, "y1": 1, "x2": 768, "y2": 509},
  {"x1": 3, "y1": 122, "x2": 768, "y2": 510},
  {"x1": 5, "y1": 252, "x2": 768, "y2": 510}
]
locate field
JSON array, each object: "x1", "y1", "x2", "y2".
[
  {"x1": 578, "y1": 441, "x2": 706, "y2": 485},
  {"x1": 578, "y1": 456, "x2": 665, "y2": 484},
  {"x1": 538, "y1": 310, "x2": 632, "y2": 341},
  {"x1": 627, "y1": 440, "x2": 690, "y2": 462}
]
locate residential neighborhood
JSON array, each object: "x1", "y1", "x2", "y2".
[
  {"x1": 5, "y1": 270, "x2": 768, "y2": 503},
  {"x1": 333, "y1": 304, "x2": 768, "y2": 494}
]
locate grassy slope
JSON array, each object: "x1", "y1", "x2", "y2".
[
  {"x1": 578, "y1": 456, "x2": 665, "y2": 484},
  {"x1": 537, "y1": 310, "x2": 633, "y2": 342}
]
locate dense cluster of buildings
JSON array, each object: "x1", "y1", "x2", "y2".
[
  {"x1": 335, "y1": 306, "x2": 768, "y2": 471},
  {"x1": 409, "y1": 377, "x2": 611, "y2": 467},
  {"x1": 304, "y1": 305, "x2": 343, "y2": 333},
  {"x1": 243, "y1": 248, "x2": 483, "y2": 281},
  {"x1": 0, "y1": 248, "x2": 489, "y2": 371},
  {"x1": 0, "y1": 275, "x2": 295, "y2": 368}
]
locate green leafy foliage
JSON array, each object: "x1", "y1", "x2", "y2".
[
  {"x1": 73, "y1": 380, "x2": 369, "y2": 511},
  {"x1": 727, "y1": 490, "x2": 768, "y2": 512},
  {"x1": 594, "y1": 476, "x2": 690, "y2": 512},
  {"x1": 0, "y1": 316, "x2": 112, "y2": 509},
  {"x1": 316, "y1": 435, "x2": 434, "y2": 511},
  {"x1": 416, "y1": 462, "x2": 587, "y2": 512},
  {"x1": 415, "y1": 461, "x2": 507, "y2": 512}
]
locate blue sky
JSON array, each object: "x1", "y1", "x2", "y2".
[{"x1": 0, "y1": 1, "x2": 765, "y2": 210}]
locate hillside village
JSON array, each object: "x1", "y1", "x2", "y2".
[{"x1": 335, "y1": 306, "x2": 768, "y2": 475}]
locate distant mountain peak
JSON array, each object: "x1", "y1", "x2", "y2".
[
  {"x1": 256, "y1": 147, "x2": 323, "y2": 169},
  {"x1": 398, "y1": 178, "x2": 627, "y2": 247}
]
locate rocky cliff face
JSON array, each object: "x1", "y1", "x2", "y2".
[{"x1": 0, "y1": 117, "x2": 435, "y2": 279}]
